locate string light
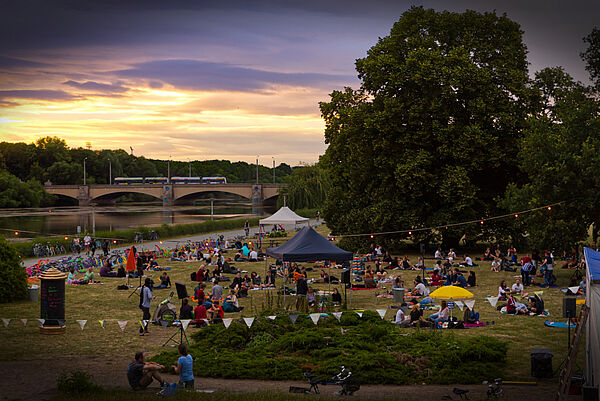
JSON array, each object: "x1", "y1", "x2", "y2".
[
  {"x1": 370, "y1": 234, "x2": 374, "y2": 238},
  {"x1": 547, "y1": 206, "x2": 552, "y2": 211},
  {"x1": 408, "y1": 231, "x2": 412, "y2": 235},
  {"x1": 14, "y1": 231, "x2": 19, "y2": 236},
  {"x1": 64, "y1": 236, "x2": 69, "y2": 240},
  {"x1": 514, "y1": 214, "x2": 519, "y2": 218},
  {"x1": 480, "y1": 220, "x2": 484, "y2": 225}
]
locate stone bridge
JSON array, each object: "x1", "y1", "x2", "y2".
[{"x1": 44, "y1": 183, "x2": 284, "y2": 214}]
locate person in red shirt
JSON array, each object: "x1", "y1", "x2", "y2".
[
  {"x1": 194, "y1": 301, "x2": 207, "y2": 327},
  {"x1": 196, "y1": 265, "x2": 206, "y2": 282},
  {"x1": 207, "y1": 301, "x2": 224, "y2": 323},
  {"x1": 194, "y1": 283, "x2": 206, "y2": 304}
]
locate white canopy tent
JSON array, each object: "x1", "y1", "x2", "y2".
[{"x1": 259, "y1": 206, "x2": 309, "y2": 226}]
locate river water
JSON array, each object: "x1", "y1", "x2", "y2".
[{"x1": 0, "y1": 202, "x2": 256, "y2": 239}]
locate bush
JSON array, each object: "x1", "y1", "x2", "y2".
[
  {"x1": 152, "y1": 312, "x2": 507, "y2": 385},
  {"x1": 57, "y1": 370, "x2": 103, "y2": 394},
  {"x1": 0, "y1": 236, "x2": 27, "y2": 303}
]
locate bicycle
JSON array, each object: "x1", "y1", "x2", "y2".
[{"x1": 484, "y1": 378, "x2": 504, "y2": 399}]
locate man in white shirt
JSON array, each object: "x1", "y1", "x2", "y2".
[
  {"x1": 395, "y1": 304, "x2": 410, "y2": 327},
  {"x1": 411, "y1": 278, "x2": 430, "y2": 297},
  {"x1": 511, "y1": 277, "x2": 525, "y2": 297},
  {"x1": 249, "y1": 250, "x2": 258, "y2": 262},
  {"x1": 84, "y1": 233, "x2": 91, "y2": 254}
]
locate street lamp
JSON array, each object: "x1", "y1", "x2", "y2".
[
  {"x1": 91, "y1": 203, "x2": 97, "y2": 235},
  {"x1": 256, "y1": 156, "x2": 259, "y2": 184},
  {"x1": 83, "y1": 157, "x2": 88, "y2": 185},
  {"x1": 188, "y1": 159, "x2": 191, "y2": 178},
  {"x1": 108, "y1": 159, "x2": 112, "y2": 185},
  {"x1": 272, "y1": 157, "x2": 275, "y2": 184}
]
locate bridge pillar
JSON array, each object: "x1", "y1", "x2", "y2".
[
  {"x1": 251, "y1": 184, "x2": 263, "y2": 215},
  {"x1": 162, "y1": 184, "x2": 174, "y2": 206},
  {"x1": 77, "y1": 185, "x2": 90, "y2": 206}
]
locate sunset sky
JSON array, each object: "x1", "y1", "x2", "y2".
[{"x1": 1, "y1": 0, "x2": 598, "y2": 165}]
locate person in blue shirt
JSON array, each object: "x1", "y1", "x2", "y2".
[{"x1": 172, "y1": 344, "x2": 194, "y2": 388}]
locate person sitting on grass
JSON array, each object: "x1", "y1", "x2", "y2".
[
  {"x1": 193, "y1": 300, "x2": 207, "y2": 327},
  {"x1": 411, "y1": 277, "x2": 429, "y2": 297},
  {"x1": 179, "y1": 298, "x2": 193, "y2": 320},
  {"x1": 230, "y1": 273, "x2": 243, "y2": 291},
  {"x1": 127, "y1": 351, "x2": 168, "y2": 391},
  {"x1": 306, "y1": 286, "x2": 316, "y2": 307},
  {"x1": 506, "y1": 294, "x2": 528, "y2": 315},
  {"x1": 393, "y1": 275, "x2": 404, "y2": 288},
  {"x1": 73, "y1": 267, "x2": 96, "y2": 285},
  {"x1": 528, "y1": 295, "x2": 545, "y2": 315},
  {"x1": 409, "y1": 303, "x2": 429, "y2": 327},
  {"x1": 467, "y1": 271, "x2": 476, "y2": 287},
  {"x1": 491, "y1": 257, "x2": 501, "y2": 272},
  {"x1": 430, "y1": 269, "x2": 444, "y2": 286},
  {"x1": 498, "y1": 280, "x2": 510, "y2": 300},
  {"x1": 223, "y1": 289, "x2": 243, "y2": 312},
  {"x1": 67, "y1": 267, "x2": 76, "y2": 284},
  {"x1": 172, "y1": 344, "x2": 194, "y2": 389},
  {"x1": 429, "y1": 300, "x2": 449, "y2": 323},
  {"x1": 154, "y1": 272, "x2": 172, "y2": 289},
  {"x1": 207, "y1": 301, "x2": 224, "y2": 323},
  {"x1": 194, "y1": 283, "x2": 206, "y2": 303},
  {"x1": 511, "y1": 277, "x2": 526, "y2": 298},
  {"x1": 454, "y1": 269, "x2": 468, "y2": 287},
  {"x1": 250, "y1": 271, "x2": 263, "y2": 288},
  {"x1": 99, "y1": 260, "x2": 117, "y2": 277},
  {"x1": 395, "y1": 303, "x2": 410, "y2": 327},
  {"x1": 402, "y1": 256, "x2": 412, "y2": 270},
  {"x1": 332, "y1": 288, "x2": 342, "y2": 305}
]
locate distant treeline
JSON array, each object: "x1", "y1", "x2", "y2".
[{"x1": 0, "y1": 137, "x2": 295, "y2": 207}]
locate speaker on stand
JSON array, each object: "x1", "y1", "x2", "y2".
[{"x1": 163, "y1": 282, "x2": 190, "y2": 347}]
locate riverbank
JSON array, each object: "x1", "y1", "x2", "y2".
[{"x1": 21, "y1": 219, "x2": 321, "y2": 268}]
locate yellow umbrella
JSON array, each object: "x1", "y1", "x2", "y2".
[{"x1": 429, "y1": 285, "x2": 474, "y2": 300}]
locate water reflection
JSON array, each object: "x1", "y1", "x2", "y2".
[{"x1": 0, "y1": 202, "x2": 258, "y2": 238}]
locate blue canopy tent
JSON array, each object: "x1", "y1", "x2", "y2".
[
  {"x1": 266, "y1": 226, "x2": 352, "y2": 262},
  {"x1": 584, "y1": 247, "x2": 600, "y2": 400}
]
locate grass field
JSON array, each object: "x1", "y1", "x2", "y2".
[{"x1": 0, "y1": 224, "x2": 586, "y2": 384}]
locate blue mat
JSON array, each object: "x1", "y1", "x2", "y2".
[{"x1": 544, "y1": 320, "x2": 576, "y2": 328}]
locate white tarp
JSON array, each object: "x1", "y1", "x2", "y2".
[
  {"x1": 259, "y1": 207, "x2": 309, "y2": 226},
  {"x1": 584, "y1": 247, "x2": 600, "y2": 400}
]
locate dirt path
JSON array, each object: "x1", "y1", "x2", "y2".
[{"x1": 0, "y1": 355, "x2": 573, "y2": 401}]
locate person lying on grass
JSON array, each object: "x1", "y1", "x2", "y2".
[
  {"x1": 172, "y1": 344, "x2": 194, "y2": 389},
  {"x1": 127, "y1": 351, "x2": 168, "y2": 391}
]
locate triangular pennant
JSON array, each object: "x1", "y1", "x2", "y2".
[
  {"x1": 568, "y1": 286, "x2": 580, "y2": 294},
  {"x1": 333, "y1": 312, "x2": 343, "y2": 322},
  {"x1": 243, "y1": 317, "x2": 255, "y2": 328},
  {"x1": 160, "y1": 320, "x2": 168, "y2": 328},
  {"x1": 534, "y1": 291, "x2": 544, "y2": 298},
  {"x1": 76, "y1": 320, "x2": 87, "y2": 330},
  {"x1": 309, "y1": 313, "x2": 320, "y2": 325},
  {"x1": 21, "y1": 319, "x2": 27, "y2": 326},
  {"x1": 2, "y1": 319, "x2": 10, "y2": 327},
  {"x1": 223, "y1": 318, "x2": 233, "y2": 328},
  {"x1": 266, "y1": 316, "x2": 277, "y2": 321},
  {"x1": 355, "y1": 311, "x2": 363, "y2": 318},
  {"x1": 464, "y1": 299, "x2": 475, "y2": 310},
  {"x1": 203, "y1": 319, "x2": 209, "y2": 324},
  {"x1": 376, "y1": 309, "x2": 387, "y2": 319},
  {"x1": 181, "y1": 320, "x2": 191, "y2": 331},
  {"x1": 98, "y1": 320, "x2": 106, "y2": 329},
  {"x1": 58, "y1": 319, "x2": 66, "y2": 327},
  {"x1": 455, "y1": 301, "x2": 465, "y2": 311},
  {"x1": 37, "y1": 318, "x2": 45, "y2": 327},
  {"x1": 289, "y1": 314, "x2": 299, "y2": 324},
  {"x1": 487, "y1": 297, "x2": 499, "y2": 308},
  {"x1": 118, "y1": 320, "x2": 128, "y2": 332}
]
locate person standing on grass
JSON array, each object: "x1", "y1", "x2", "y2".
[
  {"x1": 541, "y1": 251, "x2": 554, "y2": 286},
  {"x1": 244, "y1": 219, "x2": 250, "y2": 236},
  {"x1": 139, "y1": 278, "x2": 153, "y2": 336},
  {"x1": 172, "y1": 344, "x2": 194, "y2": 388},
  {"x1": 127, "y1": 351, "x2": 168, "y2": 390}
]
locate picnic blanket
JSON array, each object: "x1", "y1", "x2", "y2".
[{"x1": 544, "y1": 320, "x2": 576, "y2": 328}]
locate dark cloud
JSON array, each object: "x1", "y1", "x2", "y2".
[
  {"x1": 110, "y1": 59, "x2": 354, "y2": 92},
  {"x1": 0, "y1": 90, "x2": 79, "y2": 101},
  {"x1": 63, "y1": 80, "x2": 129, "y2": 93},
  {"x1": 0, "y1": 56, "x2": 50, "y2": 69}
]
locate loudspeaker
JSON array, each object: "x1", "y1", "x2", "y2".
[
  {"x1": 175, "y1": 282, "x2": 188, "y2": 299},
  {"x1": 341, "y1": 269, "x2": 350, "y2": 284},
  {"x1": 531, "y1": 348, "x2": 553, "y2": 378},
  {"x1": 563, "y1": 297, "x2": 576, "y2": 318}
]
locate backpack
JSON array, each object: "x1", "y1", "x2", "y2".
[{"x1": 190, "y1": 272, "x2": 197, "y2": 281}]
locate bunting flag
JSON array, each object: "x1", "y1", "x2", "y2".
[
  {"x1": 309, "y1": 313, "x2": 320, "y2": 325},
  {"x1": 455, "y1": 301, "x2": 465, "y2": 311},
  {"x1": 568, "y1": 286, "x2": 580, "y2": 294},
  {"x1": 118, "y1": 320, "x2": 128, "y2": 332},
  {"x1": 160, "y1": 320, "x2": 169, "y2": 328},
  {"x1": 266, "y1": 316, "x2": 277, "y2": 321},
  {"x1": 487, "y1": 297, "x2": 499, "y2": 308},
  {"x1": 98, "y1": 320, "x2": 106, "y2": 329},
  {"x1": 289, "y1": 314, "x2": 299, "y2": 324},
  {"x1": 181, "y1": 320, "x2": 192, "y2": 331},
  {"x1": 21, "y1": 319, "x2": 27, "y2": 326},
  {"x1": 76, "y1": 320, "x2": 87, "y2": 330},
  {"x1": 534, "y1": 291, "x2": 544, "y2": 298},
  {"x1": 223, "y1": 318, "x2": 233, "y2": 328},
  {"x1": 2, "y1": 319, "x2": 10, "y2": 327},
  {"x1": 464, "y1": 299, "x2": 476, "y2": 310},
  {"x1": 376, "y1": 309, "x2": 387, "y2": 319},
  {"x1": 58, "y1": 319, "x2": 66, "y2": 327},
  {"x1": 355, "y1": 311, "x2": 363, "y2": 318},
  {"x1": 37, "y1": 318, "x2": 45, "y2": 327},
  {"x1": 243, "y1": 317, "x2": 255, "y2": 328},
  {"x1": 333, "y1": 312, "x2": 343, "y2": 322}
]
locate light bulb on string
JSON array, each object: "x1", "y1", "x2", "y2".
[
  {"x1": 480, "y1": 220, "x2": 484, "y2": 225},
  {"x1": 408, "y1": 231, "x2": 412, "y2": 235},
  {"x1": 514, "y1": 214, "x2": 519, "y2": 218},
  {"x1": 547, "y1": 206, "x2": 552, "y2": 211}
]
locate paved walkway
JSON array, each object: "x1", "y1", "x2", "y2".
[{"x1": 22, "y1": 220, "x2": 322, "y2": 268}]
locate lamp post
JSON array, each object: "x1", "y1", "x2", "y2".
[
  {"x1": 188, "y1": 159, "x2": 191, "y2": 178},
  {"x1": 167, "y1": 156, "x2": 171, "y2": 184},
  {"x1": 108, "y1": 159, "x2": 112, "y2": 185},
  {"x1": 83, "y1": 157, "x2": 87, "y2": 185},
  {"x1": 91, "y1": 203, "x2": 97, "y2": 235},
  {"x1": 256, "y1": 156, "x2": 259, "y2": 184},
  {"x1": 272, "y1": 157, "x2": 275, "y2": 184}
]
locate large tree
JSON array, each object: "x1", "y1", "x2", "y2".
[{"x1": 320, "y1": 7, "x2": 532, "y2": 248}]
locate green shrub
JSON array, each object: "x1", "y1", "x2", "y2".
[
  {"x1": 57, "y1": 370, "x2": 103, "y2": 394},
  {"x1": 152, "y1": 314, "x2": 507, "y2": 385},
  {"x1": 0, "y1": 236, "x2": 27, "y2": 303}
]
